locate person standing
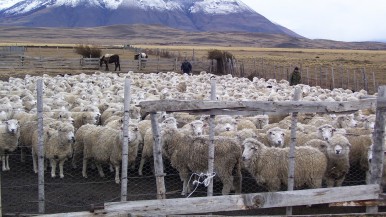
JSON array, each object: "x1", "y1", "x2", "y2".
[
  {"x1": 181, "y1": 59, "x2": 192, "y2": 75},
  {"x1": 289, "y1": 66, "x2": 301, "y2": 86}
]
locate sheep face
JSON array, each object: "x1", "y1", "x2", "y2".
[
  {"x1": 4, "y1": 119, "x2": 20, "y2": 135},
  {"x1": 318, "y1": 125, "x2": 336, "y2": 141},
  {"x1": 336, "y1": 115, "x2": 357, "y2": 128},
  {"x1": 242, "y1": 140, "x2": 257, "y2": 162},
  {"x1": 190, "y1": 120, "x2": 204, "y2": 136},
  {"x1": 327, "y1": 135, "x2": 351, "y2": 158},
  {"x1": 161, "y1": 117, "x2": 177, "y2": 129},
  {"x1": 267, "y1": 127, "x2": 285, "y2": 147}
]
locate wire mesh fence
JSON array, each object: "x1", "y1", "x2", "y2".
[{"x1": 0, "y1": 71, "x2": 383, "y2": 215}]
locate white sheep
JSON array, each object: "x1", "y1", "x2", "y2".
[
  {"x1": 162, "y1": 123, "x2": 242, "y2": 196},
  {"x1": 138, "y1": 117, "x2": 178, "y2": 176},
  {"x1": 31, "y1": 122, "x2": 75, "y2": 178},
  {"x1": 0, "y1": 119, "x2": 20, "y2": 171},
  {"x1": 242, "y1": 138, "x2": 327, "y2": 191},
  {"x1": 256, "y1": 127, "x2": 286, "y2": 147}
]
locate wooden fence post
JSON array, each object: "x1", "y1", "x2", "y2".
[
  {"x1": 373, "y1": 71, "x2": 376, "y2": 94},
  {"x1": 286, "y1": 87, "x2": 302, "y2": 215},
  {"x1": 208, "y1": 77, "x2": 217, "y2": 197},
  {"x1": 354, "y1": 69, "x2": 357, "y2": 91},
  {"x1": 151, "y1": 112, "x2": 166, "y2": 199},
  {"x1": 37, "y1": 79, "x2": 45, "y2": 214},
  {"x1": 363, "y1": 68, "x2": 368, "y2": 92},
  {"x1": 121, "y1": 79, "x2": 131, "y2": 202},
  {"x1": 331, "y1": 66, "x2": 335, "y2": 89},
  {"x1": 307, "y1": 67, "x2": 310, "y2": 85},
  {"x1": 366, "y1": 86, "x2": 386, "y2": 213}
]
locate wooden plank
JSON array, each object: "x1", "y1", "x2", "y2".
[
  {"x1": 104, "y1": 185, "x2": 380, "y2": 216},
  {"x1": 138, "y1": 99, "x2": 378, "y2": 119}
]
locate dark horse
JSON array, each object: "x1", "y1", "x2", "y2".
[{"x1": 100, "y1": 54, "x2": 121, "y2": 71}]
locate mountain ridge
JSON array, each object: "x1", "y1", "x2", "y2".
[{"x1": 0, "y1": 0, "x2": 302, "y2": 37}]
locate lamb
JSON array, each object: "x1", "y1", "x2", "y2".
[
  {"x1": 162, "y1": 123, "x2": 242, "y2": 196},
  {"x1": 242, "y1": 138, "x2": 327, "y2": 191},
  {"x1": 31, "y1": 122, "x2": 75, "y2": 178},
  {"x1": 0, "y1": 119, "x2": 20, "y2": 171}
]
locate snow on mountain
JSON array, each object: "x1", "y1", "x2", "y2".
[
  {"x1": 0, "y1": 0, "x2": 253, "y2": 14},
  {"x1": 0, "y1": 0, "x2": 302, "y2": 37},
  {"x1": 189, "y1": 0, "x2": 253, "y2": 14}
]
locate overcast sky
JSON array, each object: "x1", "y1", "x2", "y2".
[{"x1": 242, "y1": 0, "x2": 386, "y2": 42}]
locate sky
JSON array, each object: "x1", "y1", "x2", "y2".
[{"x1": 242, "y1": 0, "x2": 386, "y2": 42}]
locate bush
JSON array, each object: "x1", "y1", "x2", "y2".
[{"x1": 74, "y1": 45, "x2": 101, "y2": 58}]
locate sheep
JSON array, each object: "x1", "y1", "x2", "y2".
[
  {"x1": 72, "y1": 111, "x2": 100, "y2": 131},
  {"x1": 181, "y1": 120, "x2": 205, "y2": 136},
  {"x1": 162, "y1": 123, "x2": 242, "y2": 196},
  {"x1": 31, "y1": 122, "x2": 75, "y2": 178},
  {"x1": 81, "y1": 124, "x2": 140, "y2": 184},
  {"x1": 294, "y1": 124, "x2": 336, "y2": 146},
  {"x1": 304, "y1": 136, "x2": 351, "y2": 187},
  {"x1": 236, "y1": 118, "x2": 257, "y2": 131},
  {"x1": 138, "y1": 117, "x2": 178, "y2": 176},
  {"x1": 243, "y1": 115, "x2": 269, "y2": 129},
  {"x1": 81, "y1": 125, "x2": 122, "y2": 183},
  {"x1": 242, "y1": 138, "x2": 327, "y2": 191},
  {"x1": 220, "y1": 128, "x2": 256, "y2": 146},
  {"x1": 255, "y1": 127, "x2": 286, "y2": 147},
  {"x1": 214, "y1": 115, "x2": 237, "y2": 135},
  {"x1": 0, "y1": 119, "x2": 20, "y2": 171},
  {"x1": 346, "y1": 134, "x2": 373, "y2": 173}
]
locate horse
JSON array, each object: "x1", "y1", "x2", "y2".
[{"x1": 100, "y1": 54, "x2": 121, "y2": 71}]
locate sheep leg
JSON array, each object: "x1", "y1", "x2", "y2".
[
  {"x1": 82, "y1": 158, "x2": 88, "y2": 178},
  {"x1": 1, "y1": 155, "x2": 6, "y2": 171},
  {"x1": 96, "y1": 162, "x2": 105, "y2": 177},
  {"x1": 20, "y1": 147, "x2": 26, "y2": 163},
  {"x1": 59, "y1": 159, "x2": 65, "y2": 178},
  {"x1": 114, "y1": 165, "x2": 120, "y2": 184},
  {"x1": 71, "y1": 152, "x2": 78, "y2": 169},
  {"x1": 326, "y1": 178, "x2": 335, "y2": 188},
  {"x1": 179, "y1": 169, "x2": 190, "y2": 196},
  {"x1": 335, "y1": 178, "x2": 345, "y2": 187},
  {"x1": 138, "y1": 156, "x2": 146, "y2": 176},
  {"x1": 5, "y1": 155, "x2": 10, "y2": 171},
  {"x1": 50, "y1": 159, "x2": 57, "y2": 178},
  {"x1": 32, "y1": 150, "x2": 38, "y2": 173}
]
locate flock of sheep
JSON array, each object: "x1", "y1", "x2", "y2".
[{"x1": 0, "y1": 69, "x2": 381, "y2": 196}]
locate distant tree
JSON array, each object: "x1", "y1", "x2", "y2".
[
  {"x1": 74, "y1": 44, "x2": 101, "y2": 58},
  {"x1": 207, "y1": 49, "x2": 234, "y2": 75}
]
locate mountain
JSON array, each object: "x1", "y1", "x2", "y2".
[{"x1": 0, "y1": 0, "x2": 302, "y2": 37}]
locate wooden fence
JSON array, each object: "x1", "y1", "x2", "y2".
[
  {"x1": 37, "y1": 84, "x2": 386, "y2": 216},
  {"x1": 0, "y1": 54, "x2": 383, "y2": 94}
]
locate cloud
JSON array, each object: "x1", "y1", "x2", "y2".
[{"x1": 242, "y1": 0, "x2": 386, "y2": 42}]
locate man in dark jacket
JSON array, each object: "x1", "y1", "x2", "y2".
[
  {"x1": 181, "y1": 59, "x2": 192, "y2": 75},
  {"x1": 290, "y1": 67, "x2": 301, "y2": 86}
]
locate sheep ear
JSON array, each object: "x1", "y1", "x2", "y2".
[{"x1": 332, "y1": 128, "x2": 336, "y2": 132}]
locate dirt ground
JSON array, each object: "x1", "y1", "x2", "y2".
[{"x1": 2, "y1": 147, "x2": 385, "y2": 216}]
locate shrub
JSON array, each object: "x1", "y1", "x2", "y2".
[{"x1": 74, "y1": 45, "x2": 102, "y2": 58}]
